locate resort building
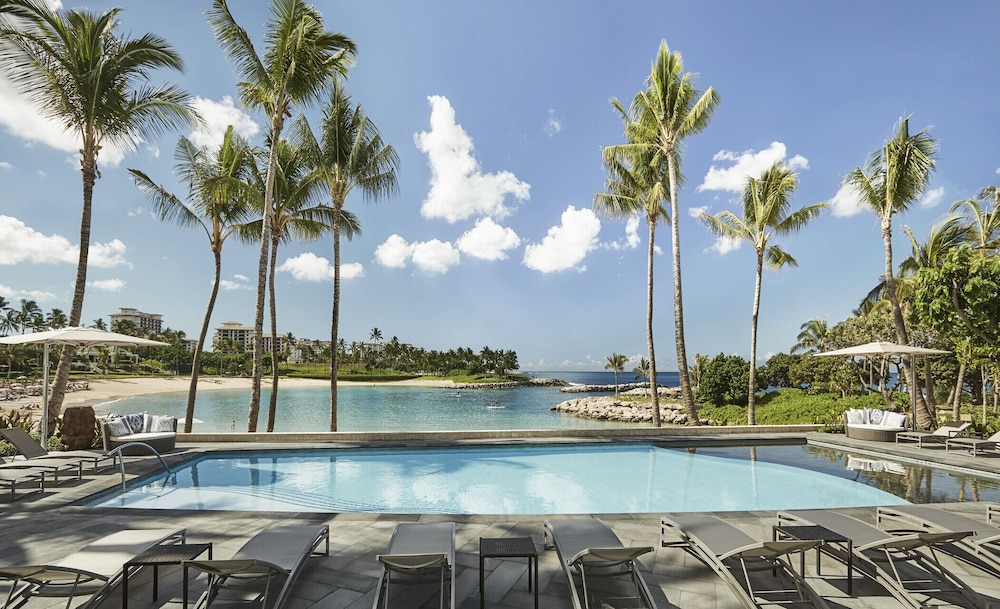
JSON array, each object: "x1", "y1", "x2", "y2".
[
  {"x1": 109, "y1": 307, "x2": 163, "y2": 334},
  {"x1": 212, "y1": 321, "x2": 291, "y2": 353}
]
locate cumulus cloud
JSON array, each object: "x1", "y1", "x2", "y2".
[
  {"x1": 0, "y1": 283, "x2": 57, "y2": 302},
  {"x1": 456, "y1": 218, "x2": 521, "y2": 260},
  {"x1": 277, "y1": 252, "x2": 365, "y2": 282},
  {"x1": 89, "y1": 278, "x2": 125, "y2": 292},
  {"x1": 411, "y1": 239, "x2": 461, "y2": 274},
  {"x1": 374, "y1": 234, "x2": 414, "y2": 269},
  {"x1": 698, "y1": 142, "x2": 808, "y2": 193},
  {"x1": 523, "y1": 206, "x2": 601, "y2": 273},
  {"x1": 828, "y1": 182, "x2": 866, "y2": 217},
  {"x1": 544, "y1": 108, "x2": 563, "y2": 136},
  {"x1": 220, "y1": 275, "x2": 251, "y2": 291},
  {"x1": 414, "y1": 95, "x2": 530, "y2": 223},
  {"x1": 0, "y1": 216, "x2": 129, "y2": 268},
  {"x1": 919, "y1": 186, "x2": 946, "y2": 208},
  {"x1": 707, "y1": 235, "x2": 742, "y2": 255},
  {"x1": 604, "y1": 215, "x2": 642, "y2": 251},
  {"x1": 233, "y1": 274, "x2": 249, "y2": 282},
  {"x1": 189, "y1": 96, "x2": 259, "y2": 150},
  {"x1": 0, "y1": 161, "x2": 10, "y2": 170}
]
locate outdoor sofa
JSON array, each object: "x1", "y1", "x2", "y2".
[
  {"x1": 842, "y1": 408, "x2": 908, "y2": 442},
  {"x1": 100, "y1": 413, "x2": 177, "y2": 455}
]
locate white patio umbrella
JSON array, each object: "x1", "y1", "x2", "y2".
[
  {"x1": 815, "y1": 341, "x2": 950, "y2": 428},
  {"x1": 0, "y1": 327, "x2": 167, "y2": 441}
]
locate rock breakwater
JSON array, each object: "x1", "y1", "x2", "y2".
[{"x1": 552, "y1": 395, "x2": 692, "y2": 424}]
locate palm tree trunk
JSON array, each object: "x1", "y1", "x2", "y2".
[
  {"x1": 952, "y1": 360, "x2": 966, "y2": 420},
  {"x1": 329, "y1": 210, "x2": 342, "y2": 431},
  {"x1": 50, "y1": 148, "x2": 98, "y2": 430},
  {"x1": 185, "y1": 247, "x2": 223, "y2": 433},
  {"x1": 667, "y1": 155, "x2": 697, "y2": 423},
  {"x1": 266, "y1": 234, "x2": 280, "y2": 432},
  {"x1": 646, "y1": 221, "x2": 661, "y2": 426},
  {"x1": 748, "y1": 253, "x2": 763, "y2": 425}
]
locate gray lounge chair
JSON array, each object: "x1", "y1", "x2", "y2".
[
  {"x1": 0, "y1": 427, "x2": 117, "y2": 473},
  {"x1": 544, "y1": 518, "x2": 656, "y2": 609},
  {"x1": 373, "y1": 522, "x2": 455, "y2": 609},
  {"x1": 0, "y1": 527, "x2": 185, "y2": 609},
  {"x1": 184, "y1": 524, "x2": 329, "y2": 609},
  {"x1": 877, "y1": 504, "x2": 1000, "y2": 576},
  {"x1": 661, "y1": 514, "x2": 829, "y2": 609},
  {"x1": 0, "y1": 465, "x2": 45, "y2": 500},
  {"x1": 945, "y1": 431, "x2": 1000, "y2": 457},
  {"x1": 895, "y1": 421, "x2": 971, "y2": 448},
  {"x1": 0, "y1": 455, "x2": 80, "y2": 485},
  {"x1": 778, "y1": 509, "x2": 987, "y2": 609}
]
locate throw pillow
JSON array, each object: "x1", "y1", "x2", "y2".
[
  {"x1": 105, "y1": 418, "x2": 130, "y2": 438},
  {"x1": 845, "y1": 409, "x2": 864, "y2": 425},
  {"x1": 148, "y1": 415, "x2": 176, "y2": 433},
  {"x1": 868, "y1": 409, "x2": 884, "y2": 425},
  {"x1": 122, "y1": 413, "x2": 145, "y2": 434},
  {"x1": 883, "y1": 411, "x2": 907, "y2": 428}
]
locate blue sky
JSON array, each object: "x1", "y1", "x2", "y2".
[{"x1": 2, "y1": 1, "x2": 999, "y2": 372}]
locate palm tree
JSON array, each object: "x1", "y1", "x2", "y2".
[
  {"x1": 92, "y1": 318, "x2": 107, "y2": 331},
  {"x1": 16, "y1": 299, "x2": 40, "y2": 334},
  {"x1": 847, "y1": 117, "x2": 937, "y2": 429},
  {"x1": 130, "y1": 126, "x2": 256, "y2": 433},
  {"x1": 791, "y1": 318, "x2": 829, "y2": 355},
  {"x1": 0, "y1": 1, "x2": 192, "y2": 425},
  {"x1": 950, "y1": 186, "x2": 1000, "y2": 250},
  {"x1": 633, "y1": 357, "x2": 651, "y2": 397},
  {"x1": 45, "y1": 308, "x2": 67, "y2": 329},
  {"x1": 208, "y1": 0, "x2": 356, "y2": 432},
  {"x1": 605, "y1": 353, "x2": 628, "y2": 396},
  {"x1": 595, "y1": 133, "x2": 667, "y2": 425},
  {"x1": 609, "y1": 40, "x2": 720, "y2": 424},
  {"x1": 292, "y1": 80, "x2": 400, "y2": 431},
  {"x1": 701, "y1": 162, "x2": 825, "y2": 424}
]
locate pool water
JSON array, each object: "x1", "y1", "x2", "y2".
[{"x1": 81, "y1": 443, "x2": 980, "y2": 514}]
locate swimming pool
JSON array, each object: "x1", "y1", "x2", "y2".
[{"x1": 80, "y1": 443, "x2": 996, "y2": 514}]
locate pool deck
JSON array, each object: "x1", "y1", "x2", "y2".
[{"x1": 3, "y1": 430, "x2": 1000, "y2": 609}]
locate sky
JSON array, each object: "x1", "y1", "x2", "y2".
[{"x1": 2, "y1": 1, "x2": 999, "y2": 372}]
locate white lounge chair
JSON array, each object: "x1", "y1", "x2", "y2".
[
  {"x1": 544, "y1": 518, "x2": 656, "y2": 609},
  {"x1": 945, "y1": 430, "x2": 1000, "y2": 457},
  {"x1": 372, "y1": 522, "x2": 455, "y2": 609},
  {"x1": 661, "y1": 514, "x2": 829, "y2": 609},
  {"x1": 0, "y1": 528, "x2": 185, "y2": 609},
  {"x1": 778, "y1": 509, "x2": 987, "y2": 609},
  {"x1": 877, "y1": 504, "x2": 1000, "y2": 577},
  {"x1": 895, "y1": 421, "x2": 971, "y2": 448},
  {"x1": 184, "y1": 524, "x2": 329, "y2": 609}
]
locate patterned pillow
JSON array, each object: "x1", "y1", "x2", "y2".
[
  {"x1": 868, "y1": 409, "x2": 884, "y2": 425},
  {"x1": 105, "y1": 418, "x2": 130, "y2": 438},
  {"x1": 148, "y1": 415, "x2": 176, "y2": 433},
  {"x1": 122, "y1": 413, "x2": 145, "y2": 434}
]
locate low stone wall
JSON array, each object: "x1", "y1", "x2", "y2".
[{"x1": 552, "y1": 395, "x2": 691, "y2": 424}]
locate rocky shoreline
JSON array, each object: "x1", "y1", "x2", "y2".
[
  {"x1": 551, "y1": 386, "x2": 693, "y2": 424},
  {"x1": 451, "y1": 377, "x2": 569, "y2": 389}
]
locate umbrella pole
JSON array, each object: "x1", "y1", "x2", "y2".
[{"x1": 41, "y1": 343, "x2": 49, "y2": 444}]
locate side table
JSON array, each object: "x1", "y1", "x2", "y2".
[
  {"x1": 122, "y1": 543, "x2": 213, "y2": 609},
  {"x1": 773, "y1": 524, "x2": 852, "y2": 594},
  {"x1": 479, "y1": 536, "x2": 538, "y2": 609}
]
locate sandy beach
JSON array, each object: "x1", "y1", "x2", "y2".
[{"x1": 2, "y1": 375, "x2": 454, "y2": 413}]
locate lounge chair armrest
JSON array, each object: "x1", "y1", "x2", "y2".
[
  {"x1": 377, "y1": 553, "x2": 449, "y2": 571},
  {"x1": 570, "y1": 546, "x2": 653, "y2": 566},
  {"x1": 184, "y1": 559, "x2": 285, "y2": 578}
]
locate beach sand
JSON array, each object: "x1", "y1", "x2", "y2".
[{"x1": 3, "y1": 375, "x2": 454, "y2": 413}]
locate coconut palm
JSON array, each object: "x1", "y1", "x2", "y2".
[
  {"x1": 950, "y1": 186, "x2": 1000, "y2": 250},
  {"x1": 595, "y1": 142, "x2": 667, "y2": 424},
  {"x1": 92, "y1": 318, "x2": 107, "y2": 331},
  {"x1": 208, "y1": 0, "x2": 356, "y2": 432},
  {"x1": 633, "y1": 357, "x2": 652, "y2": 397},
  {"x1": 791, "y1": 318, "x2": 829, "y2": 355},
  {"x1": 16, "y1": 299, "x2": 40, "y2": 334},
  {"x1": 130, "y1": 126, "x2": 256, "y2": 433},
  {"x1": 608, "y1": 40, "x2": 720, "y2": 424},
  {"x1": 847, "y1": 117, "x2": 937, "y2": 429},
  {"x1": 45, "y1": 308, "x2": 67, "y2": 329},
  {"x1": 701, "y1": 163, "x2": 825, "y2": 424},
  {"x1": 0, "y1": 1, "x2": 192, "y2": 422},
  {"x1": 292, "y1": 81, "x2": 400, "y2": 431},
  {"x1": 605, "y1": 353, "x2": 628, "y2": 396},
  {"x1": 238, "y1": 138, "x2": 329, "y2": 432}
]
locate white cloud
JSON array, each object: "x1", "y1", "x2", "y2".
[
  {"x1": 220, "y1": 279, "x2": 250, "y2": 291},
  {"x1": 89, "y1": 278, "x2": 125, "y2": 292},
  {"x1": 828, "y1": 182, "x2": 866, "y2": 218},
  {"x1": 523, "y1": 206, "x2": 601, "y2": 273},
  {"x1": 411, "y1": 240, "x2": 461, "y2": 274},
  {"x1": 456, "y1": 218, "x2": 521, "y2": 260},
  {"x1": 0, "y1": 216, "x2": 129, "y2": 268},
  {"x1": 688, "y1": 205, "x2": 709, "y2": 218},
  {"x1": 189, "y1": 96, "x2": 259, "y2": 150},
  {"x1": 544, "y1": 108, "x2": 563, "y2": 136},
  {"x1": 276, "y1": 252, "x2": 365, "y2": 282},
  {"x1": 127, "y1": 206, "x2": 146, "y2": 217},
  {"x1": 374, "y1": 234, "x2": 414, "y2": 268},
  {"x1": 698, "y1": 142, "x2": 807, "y2": 193},
  {"x1": 919, "y1": 186, "x2": 945, "y2": 208},
  {"x1": 233, "y1": 274, "x2": 249, "y2": 282},
  {"x1": 707, "y1": 236, "x2": 742, "y2": 255},
  {"x1": 0, "y1": 161, "x2": 10, "y2": 170},
  {"x1": 0, "y1": 283, "x2": 57, "y2": 302},
  {"x1": 414, "y1": 95, "x2": 530, "y2": 223},
  {"x1": 340, "y1": 262, "x2": 365, "y2": 280},
  {"x1": 603, "y1": 214, "x2": 642, "y2": 250}
]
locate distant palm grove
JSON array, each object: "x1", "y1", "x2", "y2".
[{"x1": 2, "y1": 1, "x2": 999, "y2": 436}]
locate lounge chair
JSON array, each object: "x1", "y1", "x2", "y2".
[
  {"x1": 0, "y1": 465, "x2": 45, "y2": 501},
  {"x1": 661, "y1": 514, "x2": 829, "y2": 609},
  {"x1": 0, "y1": 454, "x2": 81, "y2": 485},
  {"x1": 877, "y1": 504, "x2": 1000, "y2": 576},
  {"x1": 544, "y1": 518, "x2": 656, "y2": 609},
  {"x1": 895, "y1": 421, "x2": 971, "y2": 448},
  {"x1": 372, "y1": 522, "x2": 455, "y2": 609},
  {"x1": 778, "y1": 509, "x2": 988, "y2": 609},
  {"x1": 0, "y1": 427, "x2": 117, "y2": 474},
  {"x1": 0, "y1": 527, "x2": 185, "y2": 609},
  {"x1": 945, "y1": 430, "x2": 1000, "y2": 457},
  {"x1": 184, "y1": 524, "x2": 329, "y2": 609}
]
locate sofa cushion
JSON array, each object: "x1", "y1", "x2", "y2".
[
  {"x1": 146, "y1": 415, "x2": 176, "y2": 433},
  {"x1": 868, "y1": 409, "x2": 884, "y2": 425},
  {"x1": 121, "y1": 413, "x2": 146, "y2": 435},
  {"x1": 882, "y1": 411, "x2": 907, "y2": 428},
  {"x1": 105, "y1": 418, "x2": 130, "y2": 439},
  {"x1": 115, "y1": 431, "x2": 175, "y2": 442},
  {"x1": 845, "y1": 409, "x2": 865, "y2": 425}
]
